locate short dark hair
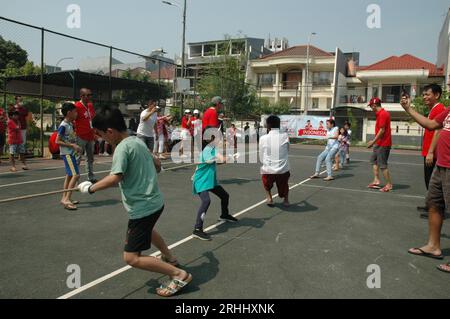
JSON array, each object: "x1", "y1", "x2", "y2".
[
  {"x1": 92, "y1": 108, "x2": 127, "y2": 133},
  {"x1": 61, "y1": 102, "x2": 76, "y2": 117},
  {"x1": 327, "y1": 119, "x2": 336, "y2": 127},
  {"x1": 423, "y1": 84, "x2": 443, "y2": 99},
  {"x1": 266, "y1": 115, "x2": 281, "y2": 129}
]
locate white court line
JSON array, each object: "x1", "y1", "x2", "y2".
[
  {"x1": 299, "y1": 184, "x2": 425, "y2": 200},
  {"x1": 0, "y1": 161, "x2": 113, "y2": 176},
  {"x1": 288, "y1": 155, "x2": 424, "y2": 167},
  {"x1": 57, "y1": 169, "x2": 327, "y2": 299}
]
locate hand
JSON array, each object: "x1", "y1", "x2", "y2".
[
  {"x1": 367, "y1": 140, "x2": 375, "y2": 149},
  {"x1": 78, "y1": 181, "x2": 93, "y2": 194},
  {"x1": 426, "y1": 152, "x2": 435, "y2": 167},
  {"x1": 400, "y1": 95, "x2": 411, "y2": 111}
]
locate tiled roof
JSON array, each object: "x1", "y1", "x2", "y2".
[
  {"x1": 358, "y1": 54, "x2": 444, "y2": 76},
  {"x1": 260, "y1": 45, "x2": 334, "y2": 60}
]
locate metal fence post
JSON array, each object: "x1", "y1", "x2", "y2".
[{"x1": 40, "y1": 28, "x2": 44, "y2": 157}]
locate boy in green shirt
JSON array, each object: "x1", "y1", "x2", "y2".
[{"x1": 78, "y1": 108, "x2": 192, "y2": 297}]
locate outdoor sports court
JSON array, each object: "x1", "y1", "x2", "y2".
[{"x1": 1, "y1": 144, "x2": 448, "y2": 299}]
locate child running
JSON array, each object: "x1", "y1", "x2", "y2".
[
  {"x1": 78, "y1": 108, "x2": 192, "y2": 297},
  {"x1": 259, "y1": 115, "x2": 291, "y2": 207},
  {"x1": 56, "y1": 102, "x2": 82, "y2": 211},
  {"x1": 192, "y1": 129, "x2": 238, "y2": 241}
]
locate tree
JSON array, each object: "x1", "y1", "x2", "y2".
[
  {"x1": 0, "y1": 36, "x2": 28, "y2": 71},
  {"x1": 412, "y1": 90, "x2": 450, "y2": 116}
]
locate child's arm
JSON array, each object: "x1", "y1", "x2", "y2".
[
  {"x1": 88, "y1": 174, "x2": 122, "y2": 193},
  {"x1": 56, "y1": 132, "x2": 81, "y2": 153}
]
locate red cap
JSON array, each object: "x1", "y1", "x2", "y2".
[{"x1": 368, "y1": 97, "x2": 382, "y2": 106}]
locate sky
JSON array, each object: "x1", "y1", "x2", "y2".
[{"x1": 1, "y1": 0, "x2": 449, "y2": 70}]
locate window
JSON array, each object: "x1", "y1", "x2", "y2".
[
  {"x1": 231, "y1": 41, "x2": 246, "y2": 55},
  {"x1": 257, "y1": 73, "x2": 275, "y2": 88},
  {"x1": 203, "y1": 44, "x2": 216, "y2": 56},
  {"x1": 327, "y1": 98, "x2": 332, "y2": 109},
  {"x1": 312, "y1": 72, "x2": 333, "y2": 86},
  {"x1": 312, "y1": 98, "x2": 319, "y2": 109},
  {"x1": 372, "y1": 86, "x2": 379, "y2": 99},
  {"x1": 382, "y1": 85, "x2": 411, "y2": 103}
]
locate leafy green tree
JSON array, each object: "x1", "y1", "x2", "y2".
[{"x1": 0, "y1": 36, "x2": 28, "y2": 71}]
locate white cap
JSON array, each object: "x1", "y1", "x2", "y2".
[
  {"x1": 193, "y1": 109, "x2": 200, "y2": 114},
  {"x1": 184, "y1": 109, "x2": 191, "y2": 114}
]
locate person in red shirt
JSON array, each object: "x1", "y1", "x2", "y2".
[
  {"x1": 400, "y1": 94, "x2": 450, "y2": 272},
  {"x1": 7, "y1": 110, "x2": 28, "y2": 172},
  {"x1": 180, "y1": 109, "x2": 192, "y2": 158},
  {"x1": 14, "y1": 96, "x2": 29, "y2": 155},
  {"x1": 417, "y1": 84, "x2": 447, "y2": 216},
  {"x1": 0, "y1": 107, "x2": 6, "y2": 164},
  {"x1": 74, "y1": 88, "x2": 97, "y2": 183},
  {"x1": 202, "y1": 97, "x2": 223, "y2": 131},
  {"x1": 367, "y1": 98, "x2": 393, "y2": 193}
]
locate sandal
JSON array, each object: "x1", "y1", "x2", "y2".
[
  {"x1": 368, "y1": 183, "x2": 381, "y2": 189},
  {"x1": 22, "y1": 166, "x2": 30, "y2": 171},
  {"x1": 156, "y1": 273, "x2": 193, "y2": 297},
  {"x1": 408, "y1": 248, "x2": 444, "y2": 260},
  {"x1": 323, "y1": 176, "x2": 335, "y2": 181},
  {"x1": 71, "y1": 201, "x2": 80, "y2": 205},
  {"x1": 310, "y1": 174, "x2": 320, "y2": 179},
  {"x1": 380, "y1": 186, "x2": 393, "y2": 193},
  {"x1": 160, "y1": 255, "x2": 179, "y2": 267},
  {"x1": 437, "y1": 263, "x2": 450, "y2": 273},
  {"x1": 64, "y1": 203, "x2": 78, "y2": 211}
]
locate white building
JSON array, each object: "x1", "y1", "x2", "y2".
[{"x1": 437, "y1": 7, "x2": 450, "y2": 89}]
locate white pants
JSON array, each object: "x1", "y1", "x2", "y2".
[{"x1": 156, "y1": 135, "x2": 165, "y2": 154}]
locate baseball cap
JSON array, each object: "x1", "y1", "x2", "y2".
[
  {"x1": 193, "y1": 109, "x2": 200, "y2": 114},
  {"x1": 184, "y1": 109, "x2": 191, "y2": 114},
  {"x1": 368, "y1": 97, "x2": 382, "y2": 106},
  {"x1": 211, "y1": 96, "x2": 223, "y2": 105}
]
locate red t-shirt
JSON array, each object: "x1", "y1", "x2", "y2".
[
  {"x1": 74, "y1": 101, "x2": 96, "y2": 141},
  {"x1": 181, "y1": 116, "x2": 191, "y2": 130},
  {"x1": 0, "y1": 109, "x2": 6, "y2": 134},
  {"x1": 422, "y1": 103, "x2": 447, "y2": 157},
  {"x1": 375, "y1": 108, "x2": 392, "y2": 147},
  {"x1": 7, "y1": 119, "x2": 22, "y2": 145},
  {"x1": 15, "y1": 105, "x2": 28, "y2": 130},
  {"x1": 435, "y1": 108, "x2": 450, "y2": 168},
  {"x1": 202, "y1": 107, "x2": 219, "y2": 130}
]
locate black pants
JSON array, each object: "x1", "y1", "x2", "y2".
[
  {"x1": 424, "y1": 157, "x2": 437, "y2": 190},
  {"x1": 195, "y1": 186, "x2": 229, "y2": 230}
]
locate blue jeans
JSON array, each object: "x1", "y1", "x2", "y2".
[
  {"x1": 339, "y1": 149, "x2": 346, "y2": 167},
  {"x1": 315, "y1": 145, "x2": 339, "y2": 177}
]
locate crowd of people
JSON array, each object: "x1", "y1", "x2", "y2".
[{"x1": 2, "y1": 82, "x2": 450, "y2": 296}]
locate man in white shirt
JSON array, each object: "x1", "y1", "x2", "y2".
[
  {"x1": 259, "y1": 115, "x2": 291, "y2": 207},
  {"x1": 137, "y1": 100, "x2": 158, "y2": 151}
]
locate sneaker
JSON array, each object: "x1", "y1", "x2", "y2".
[
  {"x1": 193, "y1": 229, "x2": 211, "y2": 241},
  {"x1": 219, "y1": 215, "x2": 238, "y2": 223}
]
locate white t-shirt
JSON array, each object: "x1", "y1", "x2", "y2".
[
  {"x1": 137, "y1": 109, "x2": 157, "y2": 137},
  {"x1": 327, "y1": 126, "x2": 340, "y2": 148},
  {"x1": 259, "y1": 129, "x2": 290, "y2": 175}
]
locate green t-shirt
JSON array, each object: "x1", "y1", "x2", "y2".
[
  {"x1": 110, "y1": 136, "x2": 164, "y2": 220},
  {"x1": 192, "y1": 145, "x2": 218, "y2": 194}
]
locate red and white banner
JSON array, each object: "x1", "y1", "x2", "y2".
[{"x1": 262, "y1": 115, "x2": 331, "y2": 140}]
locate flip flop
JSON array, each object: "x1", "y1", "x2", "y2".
[
  {"x1": 437, "y1": 263, "x2": 450, "y2": 273},
  {"x1": 22, "y1": 167, "x2": 30, "y2": 171},
  {"x1": 71, "y1": 201, "x2": 80, "y2": 205},
  {"x1": 380, "y1": 186, "x2": 393, "y2": 193},
  {"x1": 368, "y1": 183, "x2": 381, "y2": 189},
  {"x1": 64, "y1": 204, "x2": 78, "y2": 211},
  {"x1": 408, "y1": 248, "x2": 444, "y2": 260}
]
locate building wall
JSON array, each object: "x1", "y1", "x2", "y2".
[{"x1": 437, "y1": 8, "x2": 450, "y2": 87}]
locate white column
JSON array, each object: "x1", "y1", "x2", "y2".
[
  {"x1": 301, "y1": 69, "x2": 307, "y2": 111},
  {"x1": 275, "y1": 67, "x2": 280, "y2": 103}
]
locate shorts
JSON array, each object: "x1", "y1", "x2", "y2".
[
  {"x1": 262, "y1": 171, "x2": 291, "y2": 199},
  {"x1": 0, "y1": 133, "x2": 5, "y2": 148},
  {"x1": 9, "y1": 144, "x2": 25, "y2": 155},
  {"x1": 370, "y1": 145, "x2": 391, "y2": 169},
  {"x1": 124, "y1": 206, "x2": 164, "y2": 253},
  {"x1": 62, "y1": 154, "x2": 80, "y2": 177},
  {"x1": 137, "y1": 135, "x2": 155, "y2": 151},
  {"x1": 426, "y1": 166, "x2": 450, "y2": 213}
]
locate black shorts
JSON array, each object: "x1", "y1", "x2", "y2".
[
  {"x1": 124, "y1": 206, "x2": 164, "y2": 253},
  {"x1": 426, "y1": 166, "x2": 450, "y2": 213},
  {"x1": 370, "y1": 145, "x2": 391, "y2": 169},
  {"x1": 0, "y1": 133, "x2": 5, "y2": 148}
]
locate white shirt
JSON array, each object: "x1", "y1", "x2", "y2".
[
  {"x1": 327, "y1": 126, "x2": 340, "y2": 148},
  {"x1": 259, "y1": 129, "x2": 290, "y2": 174},
  {"x1": 137, "y1": 109, "x2": 157, "y2": 137}
]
